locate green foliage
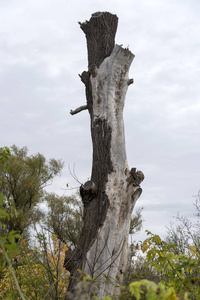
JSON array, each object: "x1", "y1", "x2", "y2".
[
  {"x1": 141, "y1": 231, "x2": 200, "y2": 299},
  {"x1": 0, "y1": 192, "x2": 22, "y2": 272},
  {"x1": 124, "y1": 253, "x2": 161, "y2": 286},
  {"x1": 65, "y1": 273, "x2": 179, "y2": 300},
  {"x1": 0, "y1": 235, "x2": 69, "y2": 299},
  {"x1": 0, "y1": 147, "x2": 22, "y2": 266},
  {"x1": 0, "y1": 145, "x2": 82, "y2": 299},
  {"x1": 0, "y1": 147, "x2": 26, "y2": 299},
  {"x1": 0, "y1": 145, "x2": 63, "y2": 236},
  {"x1": 129, "y1": 280, "x2": 177, "y2": 300},
  {"x1": 44, "y1": 192, "x2": 83, "y2": 247}
]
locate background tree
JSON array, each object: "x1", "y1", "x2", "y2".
[
  {"x1": 165, "y1": 192, "x2": 200, "y2": 255},
  {"x1": 129, "y1": 207, "x2": 144, "y2": 236},
  {"x1": 44, "y1": 193, "x2": 83, "y2": 248},
  {"x1": 0, "y1": 145, "x2": 63, "y2": 237}
]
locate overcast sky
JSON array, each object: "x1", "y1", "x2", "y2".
[{"x1": 1, "y1": 0, "x2": 200, "y2": 241}]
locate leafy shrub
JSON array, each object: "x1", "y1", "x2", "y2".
[
  {"x1": 141, "y1": 231, "x2": 200, "y2": 299},
  {"x1": 0, "y1": 235, "x2": 69, "y2": 299}
]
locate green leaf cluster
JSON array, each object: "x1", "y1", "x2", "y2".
[
  {"x1": 141, "y1": 231, "x2": 200, "y2": 299},
  {"x1": 0, "y1": 193, "x2": 22, "y2": 269},
  {"x1": 0, "y1": 145, "x2": 63, "y2": 237},
  {"x1": 0, "y1": 147, "x2": 22, "y2": 267},
  {"x1": 129, "y1": 280, "x2": 177, "y2": 300}
]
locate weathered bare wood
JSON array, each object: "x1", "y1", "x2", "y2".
[{"x1": 65, "y1": 12, "x2": 144, "y2": 299}]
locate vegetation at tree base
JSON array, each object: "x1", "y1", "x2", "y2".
[
  {"x1": 141, "y1": 231, "x2": 199, "y2": 299},
  {"x1": 0, "y1": 234, "x2": 69, "y2": 299},
  {"x1": 126, "y1": 194, "x2": 200, "y2": 299},
  {"x1": 0, "y1": 145, "x2": 200, "y2": 299},
  {"x1": 0, "y1": 145, "x2": 73, "y2": 299}
]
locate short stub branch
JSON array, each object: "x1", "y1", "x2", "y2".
[{"x1": 70, "y1": 105, "x2": 88, "y2": 115}]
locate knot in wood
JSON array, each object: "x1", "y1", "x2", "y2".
[
  {"x1": 83, "y1": 180, "x2": 96, "y2": 191},
  {"x1": 80, "y1": 181, "x2": 96, "y2": 206},
  {"x1": 88, "y1": 64, "x2": 98, "y2": 77},
  {"x1": 128, "y1": 168, "x2": 145, "y2": 186},
  {"x1": 128, "y1": 78, "x2": 134, "y2": 85}
]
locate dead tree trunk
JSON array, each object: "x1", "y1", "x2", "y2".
[{"x1": 65, "y1": 12, "x2": 144, "y2": 299}]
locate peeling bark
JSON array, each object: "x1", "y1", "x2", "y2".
[{"x1": 65, "y1": 12, "x2": 144, "y2": 299}]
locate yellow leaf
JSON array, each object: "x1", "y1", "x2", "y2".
[{"x1": 189, "y1": 245, "x2": 196, "y2": 254}]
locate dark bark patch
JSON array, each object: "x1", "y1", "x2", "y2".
[
  {"x1": 91, "y1": 118, "x2": 113, "y2": 183},
  {"x1": 80, "y1": 182, "x2": 97, "y2": 208},
  {"x1": 65, "y1": 118, "x2": 113, "y2": 284},
  {"x1": 79, "y1": 118, "x2": 113, "y2": 252},
  {"x1": 79, "y1": 12, "x2": 118, "y2": 67},
  {"x1": 80, "y1": 71, "x2": 93, "y2": 115}
]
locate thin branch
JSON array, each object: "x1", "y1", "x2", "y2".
[
  {"x1": 60, "y1": 186, "x2": 79, "y2": 191},
  {"x1": 68, "y1": 164, "x2": 82, "y2": 185},
  {"x1": 93, "y1": 229, "x2": 110, "y2": 272},
  {"x1": 70, "y1": 105, "x2": 88, "y2": 115},
  {"x1": 44, "y1": 271, "x2": 70, "y2": 299},
  {"x1": 94, "y1": 243, "x2": 124, "y2": 280}
]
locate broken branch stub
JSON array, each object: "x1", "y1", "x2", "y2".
[
  {"x1": 70, "y1": 105, "x2": 88, "y2": 115},
  {"x1": 79, "y1": 12, "x2": 118, "y2": 67}
]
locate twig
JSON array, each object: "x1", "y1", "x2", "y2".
[{"x1": 68, "y1": 164, "x2": 82, "y2": 185}]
